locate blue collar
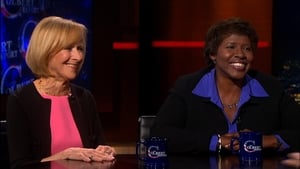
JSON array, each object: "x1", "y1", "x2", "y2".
[{"x1": 192, "y1": 69, "x2": 269, "y2": 107}]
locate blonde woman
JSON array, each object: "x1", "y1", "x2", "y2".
[{"x1": 6, "y1": 16, "x2": 115, "y2": 169}]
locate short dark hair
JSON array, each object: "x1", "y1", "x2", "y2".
[{"x1": 203, "y1": 18, "x2": 258, "y2": 66}]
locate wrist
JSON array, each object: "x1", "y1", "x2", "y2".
[
  {"x1": 275, "y1": 138, "x2": 282, "y2": 151},
  {"x1": 217, "y1": 134, "x2": 222, "y2": 153}
]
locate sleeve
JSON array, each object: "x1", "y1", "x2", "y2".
[
  {"x1": 256, "y1": 73, "x2": 300, "y2": 152},
  {"x1": 209, "y1": 135, "x2": 219, "y2": 152},
  {"x1": 150, "y1": 78, "x2": 211, "y2": 154},
  {"x1": 91, "y1": 96, "x2": 106, "y2": 146},
  {"x1": 85, "y1": 90, "x2": 106, "y2": 147},
  {"x1": 6, "y1": 94, "x2": 42, "y2": 169},
  {"x1": 277, "y1": 91, "x2": 300, "y2": 152}
]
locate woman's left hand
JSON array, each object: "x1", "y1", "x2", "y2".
[
  {"x1": 96, "y1": 145, "x2": 116, "y2": 156},
  {"x1": 82, "y1": 145, "x2": 116, "y2": 162},
  {"x1": 281, "y1": 152, "x2": 300, "y2": 168}
]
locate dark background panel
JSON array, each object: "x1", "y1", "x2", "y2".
[
  {"x1": 1, "y1": 0, "x2": 274, "y2": 143},
  {"x1": 272, "y1": 0, "x2": 300, "y2": 99}
]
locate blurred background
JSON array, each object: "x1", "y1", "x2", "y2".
[{"x1": 1, "y1": 0, "x2": 299, "y2": 144}]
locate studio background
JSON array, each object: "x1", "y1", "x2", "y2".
[{"x1": 1, "y1": 0, "x2": 298, "y2": 144}]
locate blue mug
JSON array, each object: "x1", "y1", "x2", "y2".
[
  {"x1": 231, "y1": 132, "x2": 262, "y2": 162},
  {"x1": 136, "y1": 137, "x2": 168, "y2": 166}
]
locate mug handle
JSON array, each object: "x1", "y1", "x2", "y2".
[
  {"x1": 230, "y1": 137, "x2": 239, "y2": 154},
  {"x1": 136, "y1": 141, "x2": 146, "y2": 161}
]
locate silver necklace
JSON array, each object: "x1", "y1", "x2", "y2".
[{"x1": 222, "y1": 103, "x2": 238, "y2": 109}]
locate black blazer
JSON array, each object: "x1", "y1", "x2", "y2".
[
  {"x1": 6, "y1": 83, "x2": 106, "y2": 169},
  {"x1": 151, "y1": 67, "x2": 300, "y2": 154}
]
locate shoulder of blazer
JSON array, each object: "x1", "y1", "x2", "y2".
[
  {"x1": 247, "y1": 69, "x2": 285, "y2": 95},
  {"x1": 173, "y1": 66, "x2": 214, "y2": 90},
  {"x1": 70, "y1": 83, "x2": 93, "y2": 97},
  {"x1": 248, "y1": 70, "x2": 284, "y2": 90},
  {"x1": 12, "y1": 82, "x2": 46, "y2": 103},
  {"x1": 10, "y1": 82, "x2": 51, "y2": 116}
]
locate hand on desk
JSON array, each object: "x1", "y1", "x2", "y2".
[
  {"x1": 93, "y1": 145, "x2": 116, "y2": 161},
  {"x1": 281, "y1": 152, "x2": 300, "y2": 168},
  {"x1": 41, "y1": 145, "x2": 116, "y2": 162}
]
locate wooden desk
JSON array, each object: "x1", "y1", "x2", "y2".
[{"x1": 15, "y1": 154, "x2": 299, "y2": 169}]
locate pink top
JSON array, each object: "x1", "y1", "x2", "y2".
[{"x1": 42, "y1": 94, "x2": 83, "y2": 154}]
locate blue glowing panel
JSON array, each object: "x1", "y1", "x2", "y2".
[{"x1": 0, "y1": 0, "x2": 93, "y2": 94}]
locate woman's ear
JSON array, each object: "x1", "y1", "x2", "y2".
[{"x1": 210, "y1": 55, "x2": 216, "y2": 64}]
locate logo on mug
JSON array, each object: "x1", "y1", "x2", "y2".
[
  {"x1": 148, "y1": 146, "x2": 167, "y2": 158},
  {"x1": 243, "y1": 140, "x2": 262, "y2": 153}
]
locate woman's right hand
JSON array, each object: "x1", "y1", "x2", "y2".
[
  {"x1": 41, "y1": 147, "x2": 115, "y2": 162},
  {"x1": 221, "y1": 129, "x2": 254, "y2": 151},
  {"x1": 220, "y1": 132, "x2": 240, "y2": 151}
]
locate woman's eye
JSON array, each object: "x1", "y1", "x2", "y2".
[
  {"x1": 226, "y1": 45, "x2": 235, "y2": 49},
  {"x1": 64, "y1": 46, "x2": 73, "y2": 51},
  {"x1": 76, "y1": 46, "x2": 84, "y2": 51},
  {"x1": 243, "y1": 46, "x2": 252, "y2": 51}
]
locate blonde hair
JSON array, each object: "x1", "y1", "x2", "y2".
[{"x1": 25, "y1": 16, "x2": 87, "y2": 77}]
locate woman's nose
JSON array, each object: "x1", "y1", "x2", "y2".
[
  {"x1": 71, "y1": 48, "x2": 83, "y2": 60},
  {"x1": 234, "y1": 47, "x2": 246, "y2": 58}
]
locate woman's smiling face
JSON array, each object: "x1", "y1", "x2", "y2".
[
  {"x1": 210, "y1": 34, "x2": 254, "y2": 81},
  {"x1": 47, "y1": 44, "x2": 84, "y2": 81}
]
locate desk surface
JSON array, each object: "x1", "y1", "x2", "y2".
[{"x1": 16, "y1": 154, "x2": 299, "y2": 169}]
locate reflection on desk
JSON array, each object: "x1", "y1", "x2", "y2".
[
  {"x1": 15, "y1": 154, "x2": 299, "y2": 169},
  {"x1": 166, "y1": 154, "x2": 284, "y2": 169}
]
